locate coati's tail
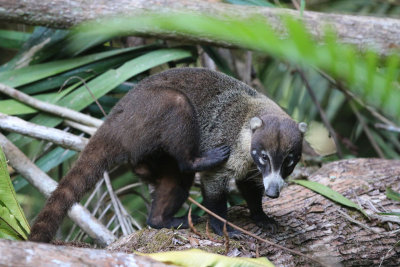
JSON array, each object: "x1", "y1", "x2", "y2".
[{"x1": 29, "y1": 133, "x2": 123, "y2": 243}]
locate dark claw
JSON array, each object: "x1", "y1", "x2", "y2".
[{"x1": 252, "y1": 213, "x2": 278, "y2": 234}]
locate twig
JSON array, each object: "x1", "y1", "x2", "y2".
[
  {"x1": 187, "y1": 197, "x2": 328, "y2": 267},
  {"x1": 0, "y1": 132, "x2": 115, "y2": 246},
  {"x1": 291, "y1": 0, "x2": 300, "y2": 10},
  {"x1": 205, "y1": 220, "x2": 222, "y2": 243},
  {"x1": 337, "y1": 209, "x2": 381, "y2": 234},
  {"x1": 103, "y1": 172, "x2": 130, "y2": 236},
  {"x1": 188, "y1": 206, "x2": 203, "y2": 237},
  {"x1": 349, "y1": 101, "x2": 385, "y2": 158},
  {"x1": 295, "y1": 69, "x2": 343, "y2": 158},
  {"x1": 375, "y1": 123, "x2": 400, "y2": 133},
  {"x1": 60, "y1": 76, "x2": 107, "y2": 118},
  {"x1": 0, "y1": 83, "x2": 103, "y2": 127},
  {"x1": 64, "y1": 120, "x2": 98, "y2": 136},
  {"x1": 379, "y1": 240, "x2": 400, "y2": 267},
  {"x1": 0, "y1": 112, "x2": 88, "y2": 151},
  {"x1": 317, "y1": 70, "x2": 398, "y2": 128},
  {"x1": 244, "y1": 51, "x2": 252, "y2": 85},
  {"x1": 199, "y1": 47, "x2": 217, "y2": 71},
  {"x1": 222, "y1": 222, "x2": 230, "y2": 255}
]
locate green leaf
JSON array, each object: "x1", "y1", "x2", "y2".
[
  {"x1": 0, "y1": 30, "x2": 31, "y2": 50},
  {"x1": 137, "y1": 249, "x2": 275, "y2": 267},
  {"x1": 386, "y1": 187, "x2": 400, "y2": 202},
  {"x1": 0, "y1": 206, "x2": 26, "y2": 240},
  {"x1": 69, "y1": 13, "x2": 400, "y2": 123},
  {"x1": 0, "y1": 147, "x2": 30, "y2": 239},
  {"x1": 0, "y1": 45, "x2": 151, "y2": 87},
  {"x1": 292, "y1": 180, "x2": 368, "y2": 217},
  {"x1": 0, "y1": 27, "x2": 69, "y2": 71}
]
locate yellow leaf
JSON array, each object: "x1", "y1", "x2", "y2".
[{"x1": 137, "y1": 248, "x2": 274, "y2": 267}]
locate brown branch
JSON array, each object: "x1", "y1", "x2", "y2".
[
  {"x1": 295, "y1": 69, "x2": 343, "y2": 158},
  {"x1": 0, "y1": 0, "x2": 399, "y2": 55},
  {"x1": 187, "y1": 197, "x2": 328, "y2": 267}
]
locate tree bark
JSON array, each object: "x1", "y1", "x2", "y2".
[
  {"x1": 107, "y1": 158, "x2": 400, "y2": 267},
  {"x1": 0, "y1": 0, "x2": 399, "y2": 55},
  {"x1": 0, "y1": 239, "x2": 170, "y2": 267}
]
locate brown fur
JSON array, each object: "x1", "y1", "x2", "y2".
[{"x1": 29, "y1": 68, "x2": 303, "y2": 242}]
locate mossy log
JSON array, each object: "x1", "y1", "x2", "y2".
[{"x1": 107, "y1": 158, "x2": 400, "y2": 266}]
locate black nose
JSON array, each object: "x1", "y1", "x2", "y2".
[{"x1": 265, "y1": 183, "x2": 280, "y2": 198}]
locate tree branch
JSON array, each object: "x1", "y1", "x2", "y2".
[
  {"x1": 0, "y1": 112, "x2": 88, "y2": 151},
  {"x1": 0, "y1": 133, "x2": 115, "y2": 246},
  {"x1": 0, "y1": 83, "x2": 103, "y2": 128},
  {"x1": 0, "y1": 239, "x2": 168, "y2": 267},
  {"x1": 0, "y1": 0, "x2": 399, "y2": 55}
]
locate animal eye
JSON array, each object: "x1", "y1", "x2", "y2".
[
  {"x1": 287, "y1": 159, "x2": 294, "y2": 167},
  {"x1": 285, "y1": 154, "x2": 295, "y2": 167},
  {"x1": 261, "y1": 151, "x2": 269, "y2": 161}
]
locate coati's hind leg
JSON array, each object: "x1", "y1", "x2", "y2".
[
  {"x1": 133, "y1": 156, "x2": 196, "y2": 229},
  {"x1": 236, "y1": 172, "x2": 278, "y2": 233},
  {"x1": 151, "y1": 89, "x2": 230, "y2": 173},
  {"x1": 124, "y1": 87, "x2": 230, "y2": 173}
]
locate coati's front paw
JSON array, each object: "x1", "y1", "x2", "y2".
[
  {"x1": 205, "y1": 145, "x2": 230, "y2": 163},
  {"x1": 188, "y1": 145, "x2": 230, "y2": 172},
  {"x1": 251, "y1": 213, "x2": 278, "y2": 233}
]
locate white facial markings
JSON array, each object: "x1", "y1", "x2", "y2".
[
  {"x1": 259, "y1": 157, "x2": 265, "y2": 165},
  {"x1": 252, "y1": 150, "x2": 257, "y2": 155},
  {"x1": 263, "y1": 171, "x2": 285, "y2": 193}
]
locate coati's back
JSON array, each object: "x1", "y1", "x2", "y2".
[
  {"x1": 30, "y1": 67, "x2": 300, "y2": 243},
  {"x1": 135, "y1": 68, "x2": 289, "y2": 151}
]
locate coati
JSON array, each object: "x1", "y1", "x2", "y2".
[{"x1": 29, "y1": 67, "x2": 305, "y2": 243}]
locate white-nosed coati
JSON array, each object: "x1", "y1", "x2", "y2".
[{"x1": 29, "y1": 68, "x2": 305, "y2": 243}]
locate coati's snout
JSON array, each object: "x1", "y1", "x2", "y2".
[{"x1": 250, "y1": 115, "x2": 306, "y2": 198}]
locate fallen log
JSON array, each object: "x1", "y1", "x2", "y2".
[
  {"x1": 0, "y1": 239, "x2": 169, "y2": 267},
  {"x1": 108, "y1": 158, "x2": 400, "y2": 266},
  {"x1": 0, "y1": 159, "x2": 398, "y2": 266},
  {"x1": 0, "y1": 0, "x2": 398, "y2": 54}
]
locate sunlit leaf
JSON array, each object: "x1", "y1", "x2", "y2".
[
  {"x1": 137, "y1": 249, "x2": 274, "y2": 267},
  {"x1": 0, "y1": 147, "x2": 30, "y2": 238}
]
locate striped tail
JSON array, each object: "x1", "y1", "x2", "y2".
[{"x1": 29, "y1": 134, "x2": 122, "y2": 243}]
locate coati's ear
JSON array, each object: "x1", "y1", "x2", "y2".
[
  {"x1": 250, "y1": 117, "x2": 262, "y2": 132},
  {"x1": 298, "y1": 122, "x2": 308, "y2": 134}
]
